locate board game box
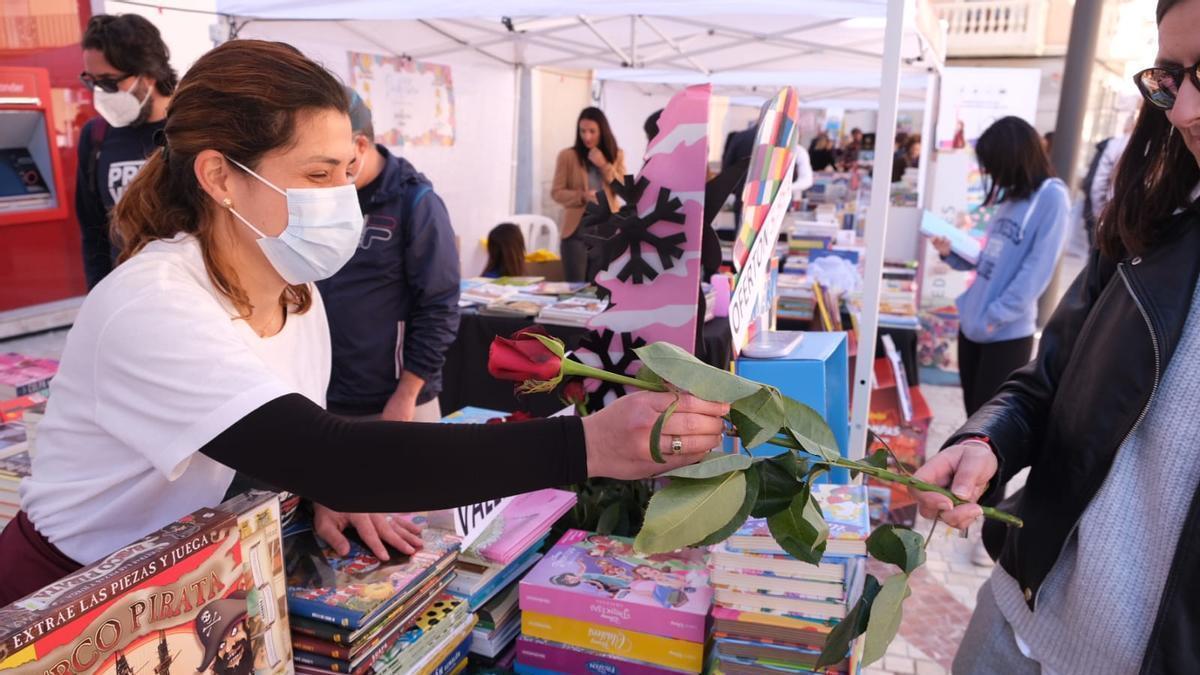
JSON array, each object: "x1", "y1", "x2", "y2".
[{"x1": 0, "y1": 490, "x2": 292, "y2": 675}]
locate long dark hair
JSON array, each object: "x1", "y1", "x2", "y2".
[
  {"x1": 1100, "y1": 0, "x2": 1200, "y2": 258},
  {"x1": 112, "y1": 40, "x2": 349, "y2": 317},
  {"x1": 484, "y1": 223, "x2": 526, "y2": 277},
  {"x1": 573, "y1": 107, "x2": 619, "y2": 166},
  {"x1": 975, "y1": 116, "x2": 1054, "y2": 205}
]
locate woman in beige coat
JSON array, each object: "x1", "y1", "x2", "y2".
[{"x1": 551, "y1": 107, "x2": 626, "y2": 281}]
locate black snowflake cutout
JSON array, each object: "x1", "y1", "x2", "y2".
[
  {"x1": 571, "y1": 329, "x2": 646, "y2": 409},
  {"x1": 578, "y1": 175, "x2": 689, "y2": 284}
]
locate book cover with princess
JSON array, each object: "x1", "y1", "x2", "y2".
[{"x1": 518, "y1": 530, "x2": 711, "y2": 642}]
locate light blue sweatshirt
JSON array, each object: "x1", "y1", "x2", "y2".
[{"x1": 944, "y1": 178, "x2": 1070, "y2": 343}]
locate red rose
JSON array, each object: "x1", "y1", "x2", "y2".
[
  {"x1": 562, "y1": 379, "x2": 588, "y2": 405},
  {"x1": 488, "y1": 327, "x2": 564, "y2": 383}
]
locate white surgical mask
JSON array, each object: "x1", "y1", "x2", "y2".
[
  {"x1": 92, "y1": 77, "x2": 152, "y2": 128},
  {"x1": 223, "y1": 157, "x2": 364, "y2": 285}
]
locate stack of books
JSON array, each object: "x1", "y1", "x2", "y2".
[
  {"x1": 0, "y1": 420, "x2": 29, "y2": 529},
  {"x1": 708, "y1": 484, "x2": 871, "y2": 675},
  {"x1": 775, "y1": 273, "x2": 815, "y2": 322},
  {"x1": 450, "y1": 489, "x2": 576, "y2": 669},
  {"x1": 878, "y1": 262, "x2": 920, "y2": 330},
  {"x1": 285, "y1": 516, "x2": 467, "y2": 674},
  {"x1": 460, "y1": 281, "x2": 521, "y2": 308},
  {"x1": 516, "y1": 529, "x2": 712, "y2": 674},
  {"x1": 0, "y1": 353, "x2": 57, "y2": 399},
  {"x1": 0, "y1": 391, "x2": 48, "y2": 422},
  {"x1": 535, "y1": 296, "x2": 608, "y2": 327},
  {"x1": 0, "y1": 490, "x2": 293, "y2": 672},
  {"x1": 477, "y1": 293, "x2": 557, "y2": 319}
]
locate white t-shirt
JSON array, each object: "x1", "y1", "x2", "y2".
[{"x1": 21, "y1": 234, "x2": 330, "y2": 565}]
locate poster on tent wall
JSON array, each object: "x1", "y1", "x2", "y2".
[
  {"x1": 348, "y1": 51, "x2": 456, "y2": 146},
  {"x1": 572, "y1": 85, "x2": 710, "y2": 407},
  {"x1": 935, "y1": 67, "x2": 1040, "y2": 149}
]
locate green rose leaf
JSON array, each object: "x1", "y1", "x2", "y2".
[
  {"x1": 862, "y1": 573, "x2": 912, "y2": 666},
  {"x1": 634, "y1": 471, "x2": 747, "y2": 554},
  {"x1": 866, "y1": 525, "x2": 927, "y2": 574},
  {"x1": 658, "y1": 452, "x2": 753, "y2": 479},
  {"x1": 766, "y1": 486, "x2": 829, "y2": 564},
  {"x1": 779, "y1": 395, "x2": 840, "y2": 462},
  {"x1": 596, "y1": 502, "x2": 621, "y2": 535},
  {"x1": 634, "y1": 342, "x2": 761, "y2": 402},
  {"x1": 729, "y1": 387, "x2": 787, "y2": 449},
  {"x1": 851, "y1": 448, "x2": 890, "y2": 479},
  {"x1": 815, "y1": 574, "x2": 882, "y2": 669},
  {"x1": 751, "y1": 453, "x2": 805, "y2": 518},
  {"x1": 635, "y1": 364, "x2": 666, "y2": 389},
  {"x1": 647, "y1": 394, "x2": 680, "y2": 464},
  {"x1": 697, "y1": 464, "x2": 761, "y2": 547}
]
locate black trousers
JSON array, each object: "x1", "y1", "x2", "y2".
[
  {"x1": 958, "y1": 331, "x2": 1033, "y2": 508},
  {"x1": 560, "y1": 235, "x2": 588, "y2": 282},
  {"x1": 957, "y1": 330, "x2": 1034, "y2": 418}
]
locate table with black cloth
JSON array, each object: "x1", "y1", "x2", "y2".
[{"x1": 440, "y1": 312, "x2": 734, "y2": 417}]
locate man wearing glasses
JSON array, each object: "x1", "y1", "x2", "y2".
[{"x1": 77, "y1": 14, "x2": 177, "y2": 288}]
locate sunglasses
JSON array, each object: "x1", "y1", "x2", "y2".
[
  {"x1": 79, "y1": 71, "x2": 134, "y2": 94},
  {"x1": 1134, "y1": 62, "x2": 1200, "y2": 111}
]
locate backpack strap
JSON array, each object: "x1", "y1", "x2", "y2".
[{"x1": 86, "y1": 118, "x2": 109, "y2": 203}]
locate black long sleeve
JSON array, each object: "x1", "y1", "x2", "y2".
[{"x1": 200, "y1": 394, "x2": 588, "y2": 512}]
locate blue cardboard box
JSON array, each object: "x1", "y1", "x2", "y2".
[{"x1": 734, "y1": 331, "x2": 851, "y2": 483}]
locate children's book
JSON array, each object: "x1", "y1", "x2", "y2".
[
  {"x1": 285, "y1": 521, "x2": 460, "y2": 630},
  {"x1": 518, "y1": 530, "x2": 711, "y2": 643},
  {"x1": 460, "y1": 488, "x2": 575, "y2": 566}
]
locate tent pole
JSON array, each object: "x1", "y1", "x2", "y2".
[{"x1": 848, "y1": 0, "x2": 906, "y2": 463}]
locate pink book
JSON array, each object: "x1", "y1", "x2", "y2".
[
  {"x1": 518, "y1": 529, "x2": 712, "y2": 643},
  {"x1": 463, "y1": 488, "x2": 576, "y2": 566}
]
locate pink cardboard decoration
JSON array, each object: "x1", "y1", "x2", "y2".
[{"x1": 586, "y1": 84, "x2": 711, "y2": 355}]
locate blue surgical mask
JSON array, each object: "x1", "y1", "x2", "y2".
[{"x1": 223, "y1": 157, "x2": 364, "y2": 285}]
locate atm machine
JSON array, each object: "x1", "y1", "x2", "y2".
[{"x1": 0, "y1": 66, "x2": 85, "y2": 313}]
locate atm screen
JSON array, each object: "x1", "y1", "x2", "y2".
[{"x1": 0, "y1": 147, "x2": 49, "y2": 200}]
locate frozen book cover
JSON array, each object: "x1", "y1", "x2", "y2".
[{"x1": 518, "y1": 529, "x2": 711, "y2": 642}]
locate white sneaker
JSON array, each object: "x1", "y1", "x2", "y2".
[{"x1": 971, "y1": 539, "x2": 993, "y2": 567}]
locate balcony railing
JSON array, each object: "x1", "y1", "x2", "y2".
[{"x1": 934, "y1": 0, "x2": 1056, "y2": 58}]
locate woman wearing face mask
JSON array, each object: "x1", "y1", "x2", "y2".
[
  {"x1": 77, "y1": 13, "x2": 177, "y2": 289},
  {"x1": 914, "y1": 1, "x2": 1200, "y2": 672},
  {"x1": 0, "y1": 40, "x2": 728, "y2": 605},
  {"x1": 551, "y1": 107, "x2": 626, "y2": 282}
]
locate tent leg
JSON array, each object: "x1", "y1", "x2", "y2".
[
  {"x1": 848, "y1": 0, "x2": 906, "y2": 464},
  {"x1": 514, "y1": 63, "x2": 534, "y2": 214}
]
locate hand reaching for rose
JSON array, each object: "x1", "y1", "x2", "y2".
[
  {"x1": 908, "y1": 439, "x2": 998, "y2": 530},
  {"x1": 580, "y1": 391, "x2": 729, "y2": 480}
]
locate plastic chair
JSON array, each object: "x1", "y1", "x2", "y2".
[{"x1": 504, "y1": 214, "x2": 560, "y2": 255}]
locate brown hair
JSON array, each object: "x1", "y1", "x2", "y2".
[
  {"x1": 112, "y1": 40, "x2": 349, "y2": 317},
  {"x1": 1099, "y1": 0, "x2": 1199, "y2": 258},
  {"x1": 483, "y1": 223, "x2": 526, "y2": 277},
  {"x1": 573, "y1": 107, "x2": 620, "y2": 166},
  {"x1": 975, "y1": 117, "x2": 1054, "y2": 205}
]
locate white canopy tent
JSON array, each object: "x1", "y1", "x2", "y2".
[{"x1": 214, "y1": 0, "x2": 946, "y2": 461}]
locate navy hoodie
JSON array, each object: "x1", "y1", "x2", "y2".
[
  {"x1": 75, "y1": 117, "x2": 164, "y2": 288},
  {"x1": 317, "y1": 146, "x2": 461, "y2": 413}
]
